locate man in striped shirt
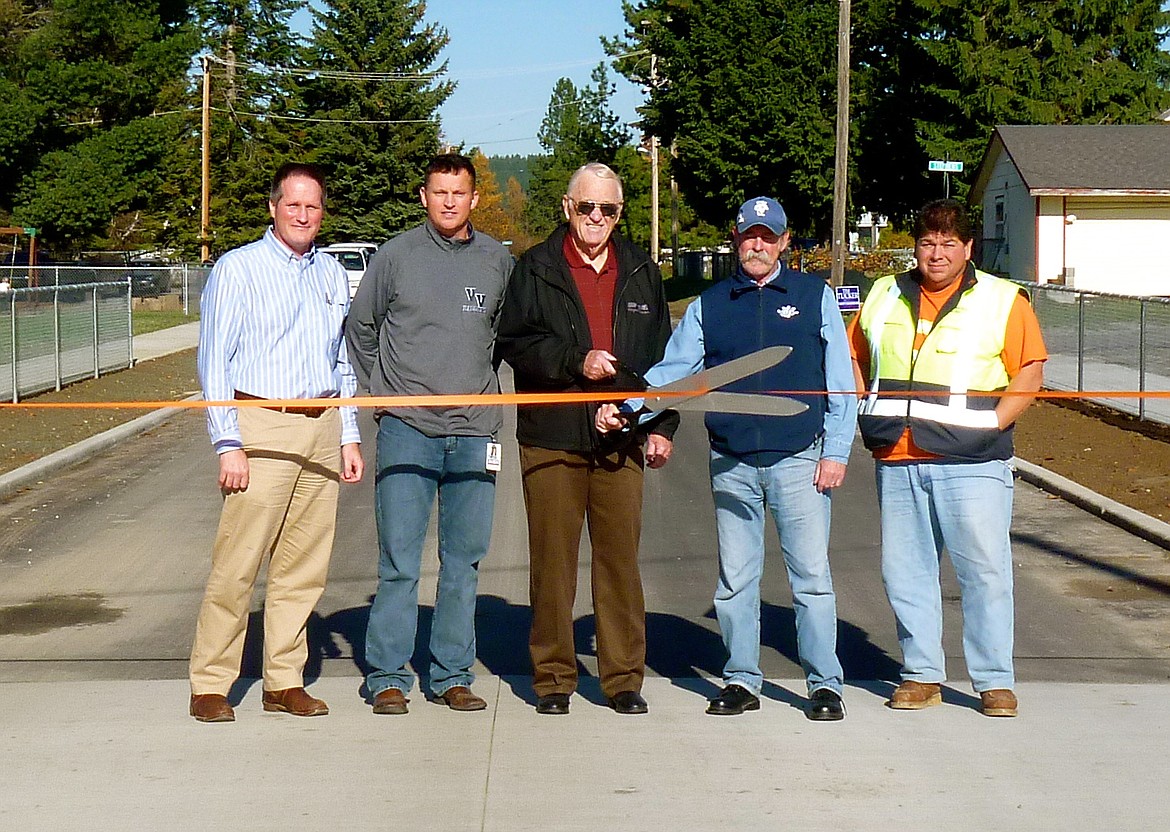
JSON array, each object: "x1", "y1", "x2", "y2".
[{"x1": 189, "y1": 162, "x2": 364, "y2": 723}]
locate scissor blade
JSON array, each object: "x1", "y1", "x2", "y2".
[
  {"x1": 670, "y1": 392, "x2": 809, "y2": 417},
  {"x1": 642, "y1": 345, "x2": 792, "y2": 411}
]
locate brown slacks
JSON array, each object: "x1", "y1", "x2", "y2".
[
  {"x1": 519, "y1": 443, "x2": 646, "y2": 698},
  {"x1": 189, "y1": 407, "x2": 342, "y2": 695}
]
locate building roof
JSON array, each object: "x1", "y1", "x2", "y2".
[{"x1": 971, "y1": 125, "x2": 1170, "y2": 198}]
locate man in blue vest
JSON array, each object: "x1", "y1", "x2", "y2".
[{"x1": 598, "y1": 196, "x2": 858, "y2": 720}]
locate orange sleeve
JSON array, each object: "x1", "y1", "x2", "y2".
[
  {"x1": 847, "y1": 311, "x2": 872, "y2": 381},
  {"x1": 1001, "y1": 293, "x2": 1048, "y2": 378}
]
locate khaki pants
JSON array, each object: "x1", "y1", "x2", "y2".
[
  {"x1": 519, "y1": 444, "x2": 646, "y2": 698},
  {"x1": 189, "y1": 407, "x2": 342, "y2": 694}
]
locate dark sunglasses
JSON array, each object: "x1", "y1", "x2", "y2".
[{"x1": 570, "y1": 199, "x2": 622, "y2": 218}]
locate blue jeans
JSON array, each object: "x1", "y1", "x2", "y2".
[
  {"x1": 365, "y1": 416, "x2": 496, "y2": 697},
  {"x1": 709, "y1": 442, "x2": 843, "y2": 697},
  {"x1": 875, "y1": 459, "x2": 1015, "y2": 693}
]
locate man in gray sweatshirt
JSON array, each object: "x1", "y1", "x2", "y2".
[{"x1": 345, "y1": 153, "x2": 513, "y2": 716}]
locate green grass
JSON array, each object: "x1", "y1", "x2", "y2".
[
  {"x1": 664, "y1": 271, "x2": 712, "y2": 320},
  {"x1": 132, "y1": 309, "x2": 198, "y2": 336}
]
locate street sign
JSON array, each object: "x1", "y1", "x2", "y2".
[
  {"x1": 928, "y1": 160, "x2": 964, "y2": 173},
  {"x1": 835, "y1": 285, "x2": 861, "y2": 314}
]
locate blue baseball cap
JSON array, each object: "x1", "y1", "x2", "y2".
[{"x1": 736, "y1": 196, "x2": 788, "y2": 235}]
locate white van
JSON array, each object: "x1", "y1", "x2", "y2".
[{"x1": 319, "y1": 242, "x2": 379, "y2": 298}]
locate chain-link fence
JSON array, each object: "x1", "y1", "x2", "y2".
[
  {"x1": 0, "y1": 282, "x2": 132, "y2": 402},
  {"x1": 0, "y1": 265, "x2": 212, "y2": 316},
  {"x1": 673, "y1": 251, "x2": 738, "y2": 282},
  {"x1": 0, "y1": 264, "x2": 214, "y2": 402},
  {"x1": 1024, "y1": 282, "x2": 1170, "y2": 426}
]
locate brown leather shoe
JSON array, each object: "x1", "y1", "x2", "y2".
[
  {"x1": 980, "y1": 688, "x2": 1018, "y2": 717},
  {"x1": 372, "y1": 688, "x2": 409, "y2": 715},
  {"x1": 887, "y1": 680, "x2": 943, "y2": 710},
  {"x1": 190, "y1": 693, "x2": 235, "y2": 723},
  {"x1": 262, "y1": 687, "x2": 328, "y2": 717},
  {"x1": 438, "y1": 686, "x2": 487, "y2": 711}
]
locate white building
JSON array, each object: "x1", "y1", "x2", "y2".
[{"x1": 970, "y1": 125, "x2": 1170, "y2": 295}]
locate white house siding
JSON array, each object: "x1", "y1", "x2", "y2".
[
  {"x1": 1062, "y1": 198, "x2": 1170, "y2": 295},
  {"x1": 1036, "y1": 196, "x2": 1067, "y2": 286},
  {"x1": 978, "y1": 152, "x2": 1036, "y2": 281}
]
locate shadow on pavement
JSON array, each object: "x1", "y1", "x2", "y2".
[
  {"x1": 1014, "y1": 530, "x2": 1170, "y2": 597},
  {"x1": 227, "y1": 594, "x2": 903, "y2": 709}
]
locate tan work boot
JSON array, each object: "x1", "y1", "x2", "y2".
[
  {"x1": 887, "y1": 680, "x2": 943, "y2": 710},
  {"x1": 980, "y1": 688, "x2": 1018, "y2": 717}
]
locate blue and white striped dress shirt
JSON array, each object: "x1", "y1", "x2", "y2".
[{"x1": 198, "y1": 228, "x2": 361, "y2": 453}]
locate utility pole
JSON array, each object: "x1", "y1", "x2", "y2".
[
  {"x1": 649, "y1": 51, "x2": 660, "y2": 264},
  {"x1": 670, "y1": 139, "x2": 679, "y2": 274},
  {"x1": 830, "y1": 0, "x2": 851, "y2": 289},
  {"x1": 200, "y1": 56, "x2": 212, "y2": 263}
]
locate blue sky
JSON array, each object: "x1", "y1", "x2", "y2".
[{"x1": 421, "y1": 1, "x2": 645, "y2": 157}]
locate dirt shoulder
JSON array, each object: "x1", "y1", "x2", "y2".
[
  {"x1": 0, "y1": 349, "x2": 199, "y2": 476},
  {"x1": 1014, "y1": 398, "x2": 1170, "y2": 522}
]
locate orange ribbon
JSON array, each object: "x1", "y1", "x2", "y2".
[{"x1": 1, "y1": 388, "x2": 1168, "y2": 410}]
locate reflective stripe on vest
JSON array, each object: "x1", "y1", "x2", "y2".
[{"x1": 858, "y1": 270, "x2": 1020, "y2": 458}]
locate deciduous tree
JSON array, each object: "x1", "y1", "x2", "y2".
[{"x1": 4, "y1": 0, "x2": 196, "y2": 251}]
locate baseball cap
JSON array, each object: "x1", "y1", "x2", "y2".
[{"x1": 736, "y1": 196, "x2": 788, "y2": 235}]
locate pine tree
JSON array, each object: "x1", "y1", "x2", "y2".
[
  {"x1": 526, "y1": 65, "x2": 629, "y2": 236},
  {"x1": 300, "y1": 0, "x2": 452, "y2": 243},
  {"x1": 194, "y1": 0, "x2": 304, "y2": 255},
  {"x1": 611, "y1": 0, "x2": 842, "y2": 238},
  {"x1": 615, "y1": 0, "x2": 1170, "y2": 233}
]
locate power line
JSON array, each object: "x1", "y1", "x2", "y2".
[
  {"x1": 65, "y1": 110, "x2": 187, "y2": 127},
  {"x1": 203, "y1": 49, "x2": 648, "y2": 84},
  {"x1": 206, "y1": 54, "x2": 439, "y2": 82},
  {"x1": 210, "y1": 107, "x2": 436, "y2": 125}
]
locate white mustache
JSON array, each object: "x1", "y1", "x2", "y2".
[{"x1": 742, "y1": 250, "x2": 773, "y2": 263}]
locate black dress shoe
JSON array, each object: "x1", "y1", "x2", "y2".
[
  {"x1": 706, "y1": 684, "x2": 760, "y2": 716},
  {"x1": 535, "y1": 693, "x2": 571, "y2": 715},
  {"x1": 805, "y1": 688, "x2": 845, "y2": 721},
  {"x1": 607, "y1": 690, "x2": 648, "y2": 715}
]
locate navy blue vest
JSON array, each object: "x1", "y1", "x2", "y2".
[{"x1": 699, "y1": 267, "x2": 828, "y2": 460}]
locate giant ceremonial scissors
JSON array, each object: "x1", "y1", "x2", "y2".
[{"x1": 617, "y1": 345, "x2": 808, "y2": 417}]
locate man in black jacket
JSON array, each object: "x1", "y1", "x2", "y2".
[{"x1": 498, "y1": 162, "x2": 677, "y2": 716}]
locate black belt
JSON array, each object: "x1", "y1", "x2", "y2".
[{"x1": 234, "y1": 390, "x2": 336, "y2": 418}]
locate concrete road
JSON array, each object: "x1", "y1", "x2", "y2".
[
  {"x1": 1, "y1": 384, "x2": 1168, "y2": 689},
  {"x1": 3, "y1": 378, "x2": 1170, "y2": 830}
]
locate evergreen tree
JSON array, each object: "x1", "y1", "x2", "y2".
[
  {"x1": 611, "y1": 0, "x2": 842, "y2": 238},
  {"x1": 611, "y1": 143, "x2": 722, "y2": 254},
  {"x1": 194, "y1": 0, "x2": 304, "y2": 255},
  {"x1": 3, "y1": 0, "x2": 197, "y2": 251},
  {"x1": 300, "y1": 0, "x2": 451, "y2": 243},
  {"x1": 852, "y1": 0, "x2": 1170, "y2": 221},
  {"x1": 526, "y1": 64, "x2": 629, "y2": 236},
  {"x1": 487, "y1": 153, "x2": 538, "y2": 191}
]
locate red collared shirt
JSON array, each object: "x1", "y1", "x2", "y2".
[{"x1": 563, "y1": 236, "x2": 617, "y2": 353}]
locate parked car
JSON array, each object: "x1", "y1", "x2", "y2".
[
  {"x1": 129, "y1": 270, "x2": 172, "y2": 298},
  {"x1": 319, "y1": 242, "x2": 379, "y2": 298}
]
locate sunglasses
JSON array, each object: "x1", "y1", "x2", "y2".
[{"x1": 570, "y1": 199, "x2": 622, "y2": 218}]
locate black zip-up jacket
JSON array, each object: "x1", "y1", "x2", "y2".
[{"x1": 497, "y1": 225, "x2": 679, "y2": 453}]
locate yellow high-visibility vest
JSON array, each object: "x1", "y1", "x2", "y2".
[{"x1": 857, "y1": 267, "x2": 1021, "y2": 461}]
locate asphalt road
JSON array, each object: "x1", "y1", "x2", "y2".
[{"x1": 1, "y1": 379, "x2": 1169, "y2": 690}]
